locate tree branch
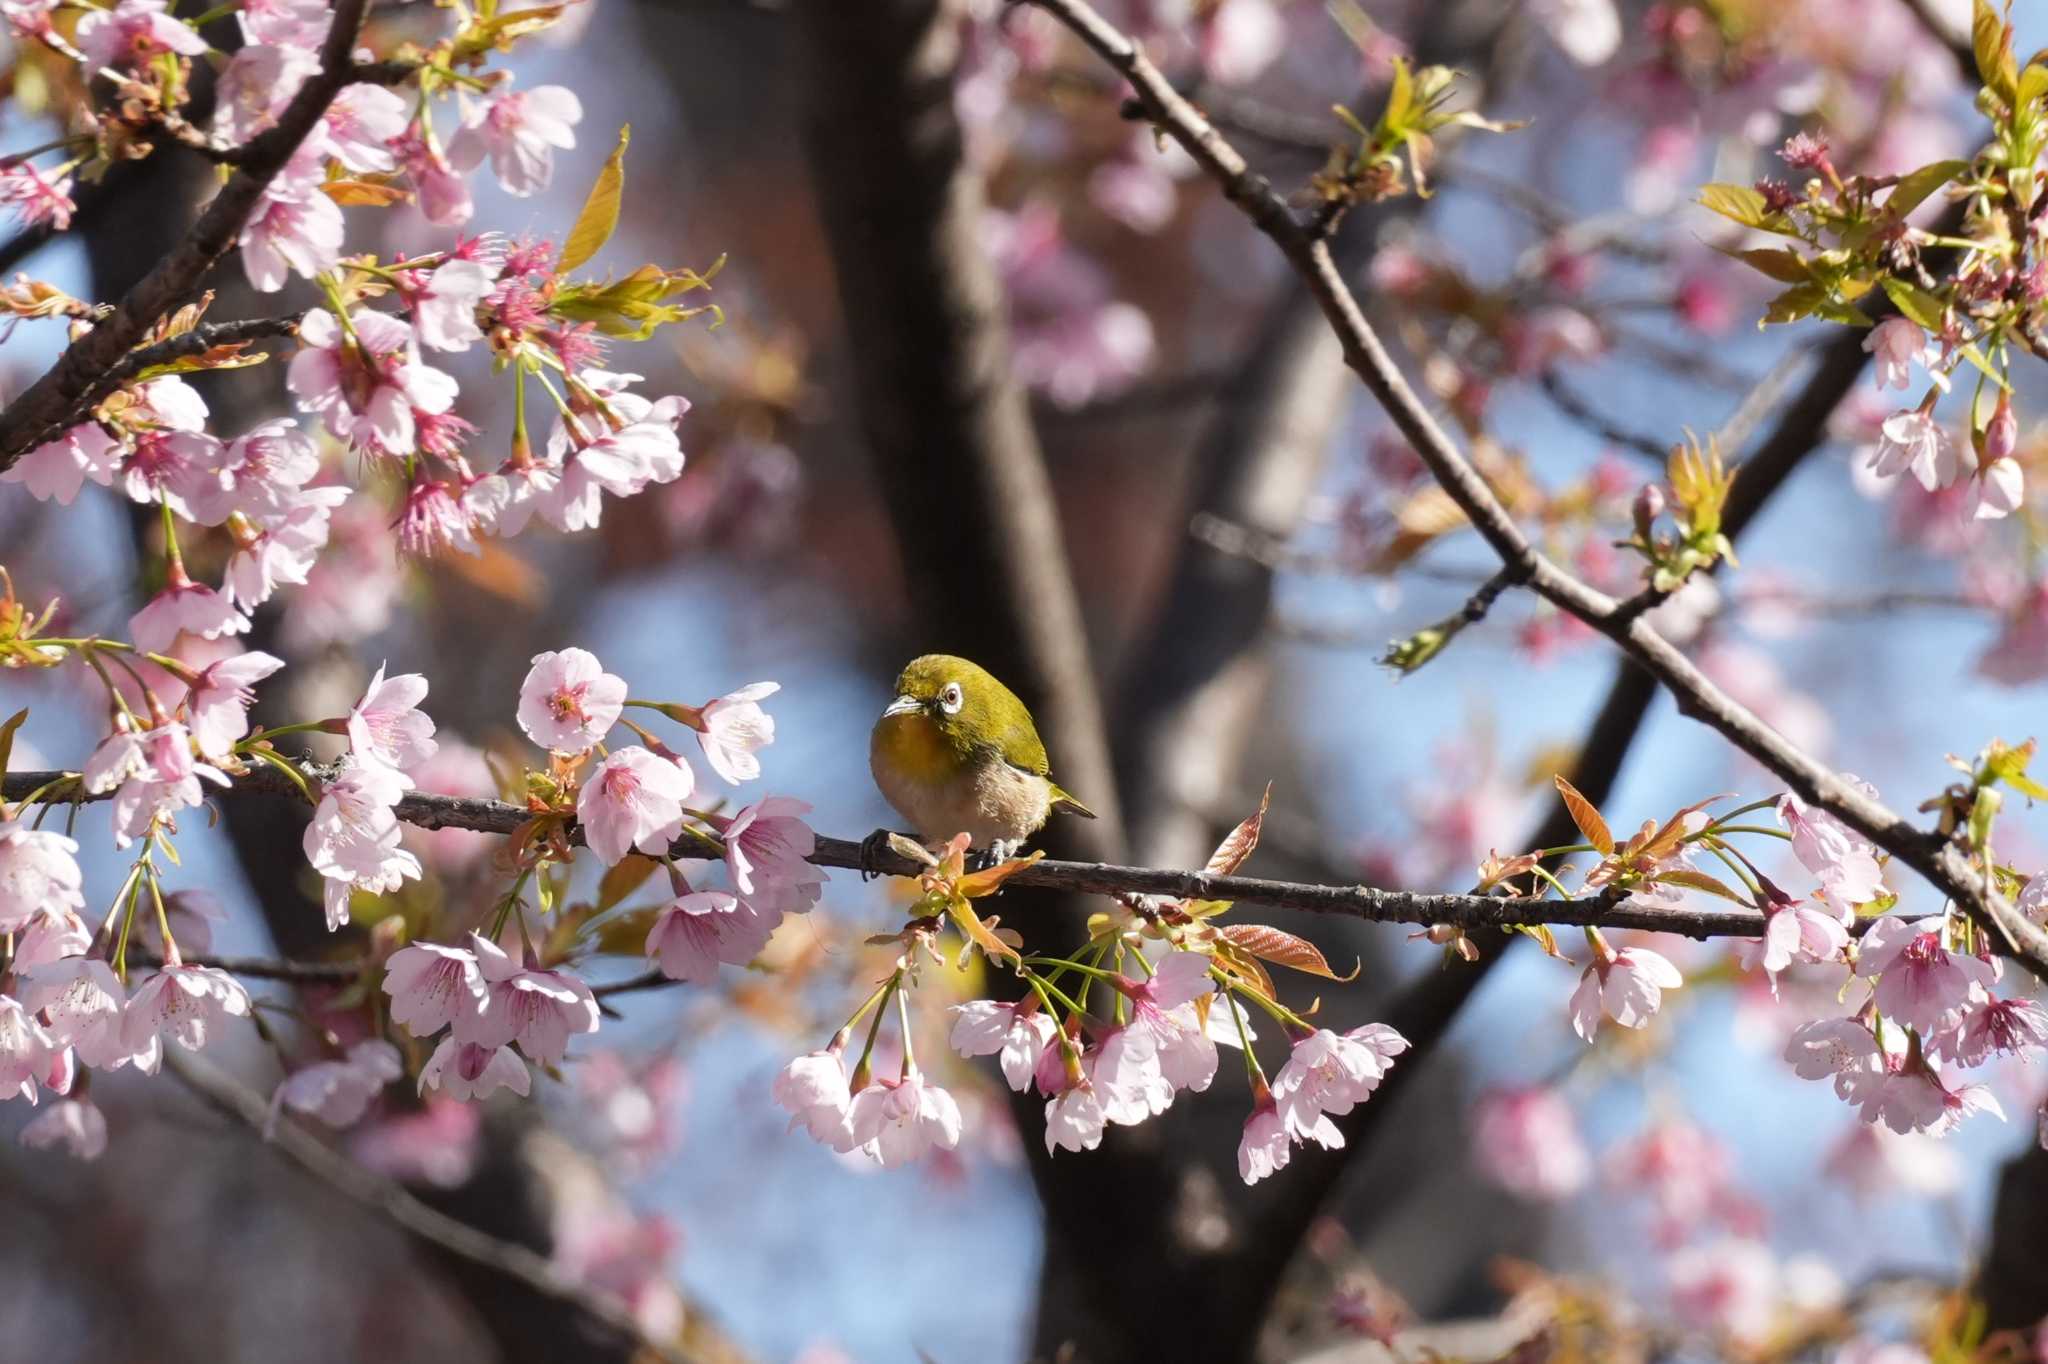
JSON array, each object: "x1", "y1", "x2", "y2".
[
  {"x1": 0, "y1": 0, "x2": 380, "y2": 466},
  {"x1": 1023, "y1": 0, "x2": 2048, "y2": 983},
  {"x1": 162, "y1": 1051, "x2": 700, "y2": 1364}
]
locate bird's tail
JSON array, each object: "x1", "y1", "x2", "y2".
[{"x1": 1049, "y1": 783, "x2": 1097, "y2": 820}]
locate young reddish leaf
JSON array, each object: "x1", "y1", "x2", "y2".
[
  {"x1": 1211, "y1": 939, "x2": 1276, "y2": 998},
  {"x1": 1204, "y1": 782, "x2": 1272, "y2": 877},
  {"x1": 956, "y1": 849, "x2": 1044, "y2": 899},
  {"x1": 1514, "y1": 923, "x2": 1571, "y2": 962},
  {"x1": 319, "y1": 178, "x2": 410, "y2": 207},
  {"x1": 558, "y1": 125, "x2": 631, "y2": 275},
  {"x1": 1552, "y1": 775, "x2": 1613, "y2": 855},
  {"x1": 596, "y1": 853, "x2": 659, "y2": 912},
  {"x1": 1220, "y1": 923, "x2": 1360, "y2": 982},
  {"x1": 1634, "y1": 795, "x2": 1729, "y2": 864}
]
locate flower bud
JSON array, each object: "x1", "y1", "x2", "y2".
[
  {"x1": 1986, "y1": 392, "x2": 2018, "y2": 463},
  {"x1": 1632, "y1": 483, "x2": 1666, "y2": 540}
]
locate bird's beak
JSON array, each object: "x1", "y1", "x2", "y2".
[{"x1": 881, "y1": 694, "x2": 925, "y2": 719}]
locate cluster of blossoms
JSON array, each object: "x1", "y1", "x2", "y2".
[{"x1": 771, "y1": 805, "x2": 1409, "y2": 1182}]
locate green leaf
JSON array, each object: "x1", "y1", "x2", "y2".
[
  {"x1": 1761, "y1": 282, "x2": 1827, "y2": 326},
  {"x1": 1713, "y1": 243, "x2": 1811, "y2": 283},
  {"x1": 1975, "y1": 0, "x2": 2019, "y2": 104},
  {"x1": 596, "y1": 852, "x2": 658, "y2": 911},
  {"x1": 1883, "y1": 159, "x2": 1968, "y2": 220},
  {"x1": 557, "y1": 124, "x2": 630, "y2": 276},
  {"x1": 1653, "y1": 868, "x2": 1751, "y2": 904},
  {"x1": 2019, "y1": 62, "x2": 2048, "y2": 109},
  {"x1": 1879, "y1": 276, "x2": 1946, "y2": 328},
  {"x1": 1697, "y1": 182, "x2": 1773, "y2": 229},
  {"x1": 0, "y1": 708, "x2": 25, "y2": 778}
]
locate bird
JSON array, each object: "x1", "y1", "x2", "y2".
[{"x1": 866, "y1": 654, "x2": 1096, "y2": 868}]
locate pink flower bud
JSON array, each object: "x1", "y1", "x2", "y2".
[{"x1": 1986, "y1": 392, "x2": 2018, "y2": 463}]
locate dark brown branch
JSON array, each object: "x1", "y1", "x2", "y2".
[
  {"x1": 162, "y1": 1051, "x2": 698, "y2": 1364},
  {"x1": 0, "y1": 0, "x2": 373, "y2": 467},
  {"x1": 2, "y1": 766, "x2": 1788, "y2": 939},
  {"x1": 1025, "y1": 0, "x2": 2048, "y2": 983}
]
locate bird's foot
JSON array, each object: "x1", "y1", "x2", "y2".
[
  {"x1": 970, "y1": 838, "x2": 1022, "y2": 871},
  {"x1": 858, "y1": 828, "x2": 899, "y2": 881}
]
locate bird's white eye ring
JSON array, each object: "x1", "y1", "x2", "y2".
[{"x1": 940, "y1": 683, "x2": 964, "y2": 714}]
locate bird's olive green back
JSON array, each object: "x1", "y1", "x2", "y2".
[{"x1": 894, "y1": 654, "x2": 1051, "y2": 776}]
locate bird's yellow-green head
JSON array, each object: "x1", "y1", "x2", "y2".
[{"x1": 877, "y1": 654, "x2": 1043, "y2": 772}]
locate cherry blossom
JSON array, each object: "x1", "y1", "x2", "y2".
[
  {"x1": 1778, "y1": 788, "x2": 1885, "y2": 906},
  {"x1": 0, "y1": 995, "x2": 54, "y2": 1101},
  {"x1": 19, "y1": 1097, "x2": 107, "y2": 1160},
  {"x1": 516, "y1": 647, "x2": 626, "y2": 753},
  {"x1": 0, "y1": 160, "x2": 75, "y2": 231},
  {"x1": 1868, "y1": 405, "x2": 1966, "y2": 492},
  {"x1": 1854, "y1": 916, "x2": 1993, "y2": 1036},
  {"x1": 409, "y1": 257, "x2": 494, "y2": 353},
  {"x1": 304, "y1": 758, "x2": 421, "y2": 930},
  {"x1": 270, "y1": 1040, "x2": 403, "y2": 1131},
  {"x1": 693, "y1": 681, "x2": 778, "y2": 784},
  {"x1": 236, "y1": 0, "x2": 326, "y2": 45},
  {"x1": 1784, "y1": 1016, "x2": 1886, "y2": 1108},
  {"x1": 287, "y1": 308, "x2": 458, "y2": 458},
  {"x1": 1861, "y1": 318, "x2": 1936, "y2": 392},
  {"x1": 949, "y1": 999, "x2": 1056, "y2": 1092},
  {"x1": 1471, "y1": 1085, "x2": 1591, "y2": 1199},
  {"x1": 346, "y1": 663, "x2": 439, "y2": 772},
  {"x1": 1272, "y1": 1023, "x2": 1408, "y2": 1139},
  {"x1": 644, "y1": 890, "x2": 775, "y2": 983},
  {"x1": 447, "y1": 84, "x2": 584, "y2": 195},
  {"x1": 773, "y1": 1044, "x2": 857, "y2": 1152},
  {"x1": 718, "y1": 795, "x2": 825, "y2": 915},
  {"x1": 1971, "y1": 456, "x2": 2024, "y2": 521},
  {"x1": 1237, "y1": 1099, "x2": 1292, "y2": 1185},
  {"x1": 1666, "y1": 1238, "x2": 1777, "y2": 1345},
  {"x1": 1737, "y1": 888, "x2": 1851, "y2": 986},
  {"x1": 316, "y1": 84, "x2": 409, "y2": 174},
  {"x1": 576, "y1": 747, "x2": 692, "y2": 865},
  {"x1": 240, "y1": 164, "x2": 346, "y2": 293},
  {"x1": 467, "y1": 934, "x2": 600, "y2": 1064},
  {"x1": 13, "y1": 907, "x2": 90, "y2": 972},
  {"x1": 847, "y1": 1066, "x2": 962, "y2": 1167},
  {"x1": 75, "y1": 0, "x2": 206, "y2": 68},
  {"x1": 419, "y1": 1037, "x2": 531, "y2": 1101},
  {"x1": 0, "y1": 820, "x2": 85, "y2": 933},
  {"x1": 382, "y1": 941, "x2": 487, "y2": 1038},
  {"x1": 184, "y1": 650, "x2": 285, "y2": 762},
  {"x1": 394, "y1": 131, "x2": 474, "y2": 227},
  {"x1": 1569, "y1": 941, "x2": 1683, "y2": 1040},
  {"x1": 0, "y1": 422, "x2": 121, "y2": 504},
  {"x1": 396, "y1": 479, "x2": 479, "y2": 558},
  {"x1": 130, "y1": 570, "x2": 251, "y2": 653},
  {"x1": 1937, "y1": 993, "x2": 2048, "y2": 1067},
  {"x1": 19, "y1": 958, "x2": 141, "y2": 1071},
  {"x1": 1044, "y1": 1083, "x2": 1108, "y2": 1155},
  {"x1": 122, "y1": 963, "x2": 253, "y2": 1057}
]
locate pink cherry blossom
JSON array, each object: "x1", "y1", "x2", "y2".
[
  {"x1": 1861, "y1": 318, "x2": 1932, "y2": 392},
  {"x1": 1666, "y1": 1238, "x2": 1777, "y2": 1344},
  {"x1": 773, "y1": 1045, "x2": 857, "y2": 1152},
  {"x1": 847, "y1": 1066, "x2": 962, "y2": 1167},
  {"x1": 1778, "y1": 788, "x2": 1885, "y2": 906},
  {"x1": 949, "y1": 999, "x2": 1056, "y2": 1092},
  {"x1": 118, "y1": 427, "x2": 227, "y2": 520},
  {"x1": 1273, "y1": 1023, "x2": 1408, "y2": 1138},
  {"x1": 122, "y1": 963, "x2": 253, "y2": 1055},
  {"x1": 466, "y1": 934, "x2": 600, "y2": 1064},
  {"x1": 13, "y1": 907, "x2": 90, "y2": 972},
  {"x1": 1086, "y1": 1025, "x2": 1174, "y2": 1126},
  {"x1": 19, "y1": 958, "x2": 137, "y2": 1070},
  {"x1": 410, "y1": 257, "x2": 493, "y2": 352},
  {"x1": 346, "y1": 662, "x2": 439, "y2": 772},
  {"x1": 1613, "y1": 1115, "x2": 1732, "y2": 1231},
  {"x1": 718, "y1": 795, "x2": 824, "y2": 915},
  {"x1": 1855, "y1": 916, "x2": 1993, "y2": 1036},
  {"x1": 396, "y1": 478, "x2": 479, "y2": 558},
  {"x1": 236, "y1": 0, "x2": 325, "y2": 43},
  {"x1": 694, "y1": 681, "x2": 778, "y2": 784},
  {"x1": 184, "y1": 650, "x2": 285, "y2": 762},
  {"x1": 516, "y1": 647, "x2": 626, "y2": 753},
  {"x1": 0, "y1": 422, "x2": 121, "y2": 504},
  {"x1": 0, "y1": 160, "x2": 75, "y2": 231},
  {"x1": 224, "y1": 484, "x2": 349, "y2": 610},
  {"x1": 287, "y1": 308, "x2": 458, "y2": 457},
  {"x1": 1569, "y1": 943, "x2": 1683, "y2": 1040},
  {"x1": 382, "y1": 941, "x2": 487, "y2": 1038},
  {"x1": 1238, "y1": 1100, "x2": 1293, "y2": 1185},
  {"x1": 0, "y1": 995, "x2": 54, "y2": 1101},
  {"x1": 447, "y1": 84, "x2": 583, "y2": 195},
  {"x1": 1784, "y1": 1016, "x2": 1886, "y2": 1107},
  {"x1": 1738, "y1": 890, "x2": 1851, "y2": 986},
  {"x1": 214, "y1": 44, "x2": 319, "y2": 146},
  {"x1": 576, "y1": 747, "x2": 692, "y2": 865},
  {"x1": 1972, "y1": 456, "x2": 2025, "y2": 520},
  {"x1": 270, "y1": 1040, "x2": 403, "y2": 1131},
  {"x1": 82, "y1": 719, "x2": 227, "y2": 848},
  {"x1": 304, "y1": 757, "x2": 421, "y2": 930},
  {"x1": 1868, "y1": 406, "x2": 1966, "y2": 492},
  {"x1": 1865, "y1": 1060, "x2": 2004, "y2": 1136},
  {"x1": 317, "y1": 84, "x2": 408, "y2": 174},
  {"x1": 240, "y1": 164, "x2": 346, "y2": 293},
  {"x1": 130, "y1": 572, "x2": 250, "y2": 653},
  {"x1": 644, "y1": 889, "x2": 776, "y2": 983},
  {"x1": 0, "y1": 820, "x2": 85, "y2": 933},
  {"x1": 1471, "y1": 1085, "x2": 1591, "y2": 1199},
  {"x1": 419, "y1": 1037, "x2": 531, "y2": 1101},
  {"x1": 75, "y1": 0, "x2": 206, "y2": 68},
  {"x1": 394, "y1": 131, "x2": 474, "y2": 227},
  {"x1": 1937, "y1": 993, "x2": 2048, "y2": 1067},
  {"x1": 1044, "y1": 1083, "x2": 1108, "y2": 1154},
  {"x1": 19, "y1": 1097, "x2": 107, "y2": 1160}
]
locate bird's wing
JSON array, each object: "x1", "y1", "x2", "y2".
[{"x1": 993, "y1": 713, "x2": 1051, "y2": 777}]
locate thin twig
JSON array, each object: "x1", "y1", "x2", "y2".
[
  {"x1": 0, "y1": 767, "x2": 1805, "y2": 942},
  {"x1": 162, "y1": 1050, "x2": 695, "y2": 1364},
  {"x1": 1536, "y1": 368, "x2": 1671, "y2": 460},
  {"x1": 1023, "y1": 0, "x2": 2048, "y2": 983},
  {"x1": 0, "y1": 0, "x2": 382, "y2": 466}
]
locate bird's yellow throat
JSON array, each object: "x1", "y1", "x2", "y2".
[{"x1": 872, "y1": 710, "x2": 966, "y2": 786}]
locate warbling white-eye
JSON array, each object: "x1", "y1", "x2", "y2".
[{"x1": 866, "y1": 654, "x2": 1096, "y2": 864}]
